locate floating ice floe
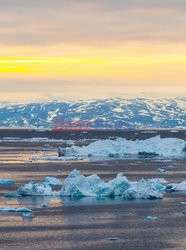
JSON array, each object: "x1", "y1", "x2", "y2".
[
  {"x1": 0, "y1": 179, "x2": 15, "y2": 185},
  {"x1": 21, "y1": 212, "x2": 34, "y2": 222},
  {"x1": 58, "y1": 136, "x2": 186, "y2": 159},
  {"x1": 37, "y1": 203, "x2": 48, "y2": 208},
  {"x1": 156, "y1": 168, "x2": 166, "y2": 173},
  {"x1": 180, "y1": 202, "x2": 186, "y2": 205},
  {"x1": 146, "y1": 216, "x2": 159, "y2": 220},
  {"x1": 17, "y1": 169, "x2": 164, "y2": 199},
  {"x1": 107, "y1": 237, "x2": 119, "y2": 241},
  {"x1": 4, "y1": 193, "x2": 21, "y2": 198},
  {"x1": 0, "y1": 207, "x2": 32, "y2": 213}
]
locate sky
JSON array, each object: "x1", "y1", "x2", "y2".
[{"x1": 0, "y1": 0, "x2": 186, "y2": 102}]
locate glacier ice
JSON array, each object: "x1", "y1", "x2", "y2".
[
  {"x1": 58, "y1": 136, "x2": 186, "y2": 159},
  {"x1": 16, "y1": 169, "x2": 164, "y2": 199}
]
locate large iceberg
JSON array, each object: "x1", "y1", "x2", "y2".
[
  {"x1": 17, "y1": 169, "x2": 164, "y2": 199},
  {"x1": 58, "y1": 136, "x2": 186, "y2": 158},
  {"x1": 61, "y1": 169, "x2": 130, "y2": 197}
]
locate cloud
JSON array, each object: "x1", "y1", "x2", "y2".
[{"x1": 0, "y1": 0, "x2": 186, "y2": 46}]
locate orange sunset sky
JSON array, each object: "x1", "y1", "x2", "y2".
[{"x1": 0, "y1": 0, "x2": 186, "y2": 102}]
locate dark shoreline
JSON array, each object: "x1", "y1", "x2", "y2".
[{"x1": 0, "y1": 128, "x2": 186, "y2": 140}]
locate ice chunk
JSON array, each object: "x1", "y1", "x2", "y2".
[
  {"x1": 106, "y1": 173, "x2": 130, "y2": 196},
  {"x1": 107, "y1": 237, "x2": 119, "y2": 241},
  {"x1": 156, "y1": 168, "x2": 166, "y2": 173},
  {"x1": 166, "y1": 181, "x2": 186, "y2": 191},
  {"x1": 0, "y1": 179, "x2": 15, "y2": 185},
  {"x1": 123, "y1": 179, "x2": 163, "y2": 200},
  {"x1": 146, "y1": 216, "x2": 159, "y2": 220},
  {"x1": 180, "y1": 202, "x2": 186, "y2": 205},
  {"x1": 148, "y1": 178, "x2": 167, "y2": 184},
  {"x1": 4, "y1": 193, "x2": 22, "y2": 198},
  {"x1": 37, "y1": 203, "x2": 48, "y2": 208},
  {"x1": 44, "y1": 177, "x2": 62, "y2": 186},
  {"x1": 61, "y1": 170, "x2": 103, "y2": 197},
  {"x1": 148, "y1": 178, "x2": 167, "y2": 191},
  {"x1": 0, "y1": 207, "x2": 32, "y2": 213},
  {"x1": 17, "y1": 181, "x2": 59, "y2": 196},
  {"x1": 58, "y1": 148, "x2": 66, "y2": 157},
  {"x1": 58, "y1": 136, "x2": 186, "y2": 159},
  {"x1": 21, "y1": 212, "x2": 34, "y2": 222}
]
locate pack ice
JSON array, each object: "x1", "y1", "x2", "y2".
[
  {"x1": 58, "y1": 136, "x2": 186, "y2": 158},
  {"x1": 17, "y1": 169, "x2": 164, "y2": 199}
]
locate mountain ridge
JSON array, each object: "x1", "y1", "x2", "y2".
[{"x1": 0, "y1": 98, "x2": 185, "y2": 129}]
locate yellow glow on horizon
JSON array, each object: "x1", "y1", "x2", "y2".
[{"x1": 0, "y1": 49, "x2": 186, "y2": 84}]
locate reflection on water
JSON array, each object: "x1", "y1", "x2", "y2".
[
  {"x1": 0, "y1": 195, "x2": 163, "y2": 224},
  {"x1": 17, "y1": 195, "x2": 129, "y2": 208},
  {"x1": 17, "y1": 195, "x2": 161, "y2": 208}
]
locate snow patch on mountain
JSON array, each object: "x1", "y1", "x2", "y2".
[{"x1": 0, "y1": 98, "x2": 185, "y2": 128}]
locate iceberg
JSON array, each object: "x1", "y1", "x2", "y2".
[
  {"x1": 17, "y1": 181, "x2": 60, "y2": 196},
  {"x1": 0, "y1": 179, "x2": 15, "y2": 185},
  {"x1": 16, "y1": 169, "x2": 164, "y2": 199},
  {"x1": 123, "y1": 179, "x2": 163, "y2": 199},
  {"x1": 58, "y1": 136, "x2": 186, "y2": 159},
  {"x1": 61, "y1": 169, "x2": 130, "y2": 197}
]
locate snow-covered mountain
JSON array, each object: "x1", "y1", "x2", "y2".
[{"x1": 0, "y1": 98, "x2": 185, "y2": 129}]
